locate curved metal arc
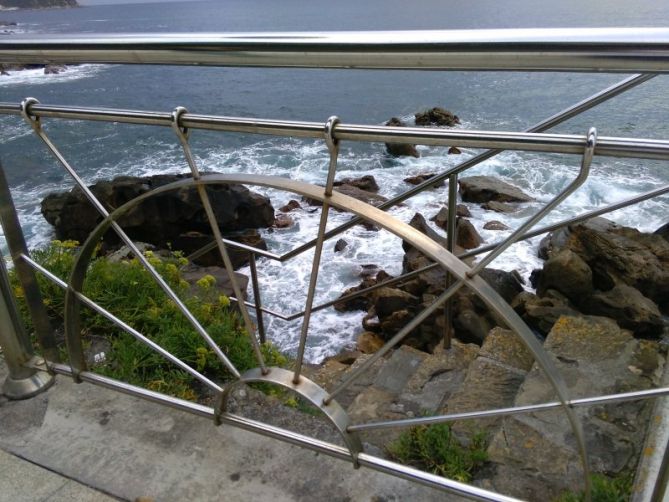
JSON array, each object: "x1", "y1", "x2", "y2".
[
  {"x1": 188, "y1": 172, "x2": 590, "y2": 495},
  {"x1": 20, "y1": 254, "x2": 223, "y2": 392},
  {"x1": 171, "y1": 106, "x2": 267, "y2": 375},
  {"x1": 214, "y1": 366, "x2": 363, "y2": 467},
  {"x1": 56, "y1": 171, "x2": 590, "y2": 492},
  {"x1": 21, "y1": 98, "x2": 241, "y2": 380}
]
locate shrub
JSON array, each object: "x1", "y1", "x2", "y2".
[
  {"x1": 386, "y1": 423, "x2": 487, "y2": 482},
  {"x1": 556, "y1": 473, "x2": 633, "y2": 502},
  {"x1": 12, "y1": 241, "x2": 285, "y2": 400}
]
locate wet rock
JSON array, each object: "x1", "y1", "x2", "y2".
[
  {"x1": 384, "y1": 117, "x2": 420, "y2": 158},
  {"x1": 430, "y1": 204, "x2": 472, "y2": 230},
  {"x1": 459, "y1": 176, "x2": 534, "y2": 204},
  {"x1": 456, "y1": 218, "x2": 484, "y2": 249},
  {"x1": 44, "y1": 64, "x2": 66, "y2": 74},
  {"x1": 278, "y1": 199, "x2": 301, "y2": 212},
  {"x1": 273, "y1": 214, "x2": 293, "y2": 228},
  {"x1": 414, "y1": 107, "x2": 460, "y2": 126},
  {"x1": 334, "y1": 175, "x2": 379, "y2": 193},
  {"x1": 483, "y1": 220, "x2": 509, "y2": 231},
  {"x1": 334, "y1": 238, "x2": 348, "y2": 252},
  {"x1": 448, "y1": 146, "x2": 462, "y2": 155},
  {"x1": 481, "y1": 200, "x2": 520, "y2": 213},
  {"x1": 403, "y1": 173, "x2": 445, "y2": 188},
  {"x1": 479, "y1": 268, "x2": 524, "y2": 303}
]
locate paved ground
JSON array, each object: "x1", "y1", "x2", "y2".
[
  {"x1": 0, "y1": 449, "x2": 119, "y2": 502},
  {"x1": 0, "y1": 358, "x2": 466, "y2": 502}
]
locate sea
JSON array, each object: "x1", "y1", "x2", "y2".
[{"x1": 0, "y1": 0, "x2": 668, "y2": 362}]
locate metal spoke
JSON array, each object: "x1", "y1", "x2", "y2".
[
  {"x1": 171, "y1": 106, "x2": 266, "y2": 374},
  {"x1": 468, "y1": 127, "x2": 598, "y2": 277},
  {"x1": 279, "y1": 73, "x2": 656, "y2": 261},
  {"x1": 348, "y1": 386, "x2": 669, "y2": 432},
  {"x1": 20, "y1": 254, "x2": 223, "y2": 392},
  {"x1": 293, "y1": 116, "x2": 340, "y2": 383},
  {"x1": 20, "y1": 98, "x2": 241, "y2": 379},
  {"x1": 323, "y1": 281, "x2": 464, "y2": 405}
]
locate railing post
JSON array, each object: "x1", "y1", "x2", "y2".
[
  {"x1": 0, "y1": 254, "x2": 54, "y2": 399},
  {"x1": 0, "y1": 161, "x2": 59, "y2": 362}
]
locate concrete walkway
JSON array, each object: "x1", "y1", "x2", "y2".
[
  {"x1": 0, "y1": 449, "x2": 119, "y2": 502},
  {"x1": 0, "y1": 358, "x2": 461, "y2": 502}
]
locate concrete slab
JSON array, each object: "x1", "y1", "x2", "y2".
[
  {"x1": 0, "y1": 449, "x2": 118, "y2": 502},
  {"x1": 0, "y1": 359, "x2": 465, "y2": 501}
]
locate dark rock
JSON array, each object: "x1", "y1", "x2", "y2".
[
  {"x1": 483, "y1": 220, "x2": 509, "y2": 231},
  {"x1": 537, "y1": 249, "x2": 593, "y2": 303},
  {"x1": 448, "y1": 146, "x2": 462, "y2": 155},
  {"x1": 430, "y1": 204, "x2": 471, "y2": 230},
  {"x1": 415, "y1": 107, "x2": 460, "y2": 126},
  {"x1": 481, "y1": 200, "x2": 520, "y2": 213},
  {"x1": 479, "y1": 268, "x2": 524, "y2": 303},
  {"x1": 456, "y1": 218, "x2": 483, "y2": 249},
  {"x1": 279, "y1": 199, "x2": 301, "y2": 212},
  {"x1": 384, "y1": 117, "x2": 420, "y2": 158},
  {"x1": 655, "y1": 222, "x2": 669, "y2": 241},
  {"x1": 44, "y1": 64, "x2": 66, "y2": 74},
  {"x1": 334, "y1": 238, "x2": 348, "y2": 252},
  {"x1": 334, "y1": 175, "x2": 379, "y2": 193},
  {"x1": 40, "y1": 173, "x2": 274, "y2": 248},
  {"x1": 511, "y1": 291, "x2": 580, "y2": 336},
  {"x1": 372, "y1": 287, "x2": 419, "y2": 318},
  {"x1": 582, "y1": 283, "x2": 664, "y2": 337},
  {"x1": 541, "y1": 218, "x2": 669, "y2": 312},
  {"x1": 459, "y1": 176, "x2": 534, "y2": 203},
  {"x1": 173, "y1": 229, "x2": 267, "y2": 269},
  {"x1": 403, "y1": 173, "x2": 445, "y2": 188}
]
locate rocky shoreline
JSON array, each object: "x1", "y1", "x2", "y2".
[{"x1": 38, "y1": 109, "x2": 668, "y2": 499}]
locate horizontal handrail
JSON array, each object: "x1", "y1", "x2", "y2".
[
  {"x1": 2, "y1": 101, "x2": 669, "y2": 160},
  {"x1": 1, "y1": 28, "x2": 669, "y2": 72}
]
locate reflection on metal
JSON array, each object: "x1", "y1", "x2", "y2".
[
  {"x1": 215, "y1": 366, "x2": 362, "y2": 467},
  {"x1": 2, "y1": 28, "x2": 669, "y2": 73},
  {"x1": 0, "y1": 250, "x2": 54, "y2": 399},
  {"x1": 2, "y1": 31, "x2": 669, "y2": 500},
  {"x1": 293, "y1": 116, "x2": 340, "y2": 383}
]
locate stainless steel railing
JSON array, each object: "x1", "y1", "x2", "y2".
[{"x1": 1, "y1": 30, "x2": 669, "y2": 502}]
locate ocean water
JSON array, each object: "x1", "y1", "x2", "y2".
[{"x1": 0, "y1": 0, "x2": 668, "y2": 361}]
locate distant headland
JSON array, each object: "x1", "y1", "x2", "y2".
[{"x1": 0, "y1": 0, "x2": 78, "y2": 9}]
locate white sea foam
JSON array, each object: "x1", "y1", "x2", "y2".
[
  {"x1": 5, "y1": 129, "x2": 667, "y2": 363},
  {"x1": 0, "y1": 64, "x2": 110, "y2": 87}
]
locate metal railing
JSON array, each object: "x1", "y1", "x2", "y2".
[{"x1": 1, "y1": 30, "x2": 669, "y2": 501}]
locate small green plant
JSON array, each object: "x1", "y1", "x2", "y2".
[
  {"x1": 556, "y1": 473, "x2": 633, "y2": 502},
  {"x1": 11, "y1": 241, "x2": 286, "y2": 401},
  {"x1": 386, "y1": 423, "x2": 488, "y2": 482}
]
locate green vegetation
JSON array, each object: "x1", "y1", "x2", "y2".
[
  {"x1": 556, "y1": 473, "x2": 633, "y2": 502},
  {"x1": 386, "y1": 423, "x2": 488, "y2": 482},
  {"x1": 11, "y1": 240, "x2": 285, "y2": 401}
]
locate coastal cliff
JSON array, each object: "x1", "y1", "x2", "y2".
[{"x1": 1, "y1": 0, "x2": 78, "y2": 8}]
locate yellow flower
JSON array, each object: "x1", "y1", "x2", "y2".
[
  {"x1": 196, "y1": 274, "x2": 216, "y2": 289},
  {"x1": 218, "y1": 295, "x2": 231, "y2": 308}
]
